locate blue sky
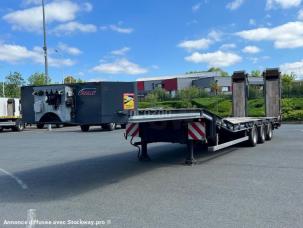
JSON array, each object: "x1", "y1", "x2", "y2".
[{"x1": 0, "y1": 0, "x2": 303, "y2": 83}]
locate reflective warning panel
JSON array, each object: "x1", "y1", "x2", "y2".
[
  {"x1": 125, "y1": 123, "x2": 139, "y2": 139},
  {"x1": 123, "y1": 93, "x2": 135, "y2": 110},
  {"x1": 188, "y1": 122, "x2": 206, "y2": 141}
]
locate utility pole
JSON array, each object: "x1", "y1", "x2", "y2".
[
  {"x1": 42, "y1": 0, "x2": 49, "y2": 85},
  {"x1": 42, "y1": 0, "x2": 51, "y2": 131}
]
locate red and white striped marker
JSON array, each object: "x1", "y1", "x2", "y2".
[
  {"x1": 188, "y1": 122, "x2": 206, "y2": 141},
  {"x1": 125, "y1": 123, "x2": 139, "y2": 139}
]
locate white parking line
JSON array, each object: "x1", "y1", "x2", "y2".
[{"x1": 0, "y1": 168, "x2": 28, "y2": 190}]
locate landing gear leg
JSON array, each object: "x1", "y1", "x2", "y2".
[
  {"x1": 139, "y1": 142, "x2": 151, "y2": 161},
  {"x1": 185, "y1": 140, "x2": 196, "y2": 165}
]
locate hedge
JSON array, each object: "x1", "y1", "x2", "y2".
[{"x1": 139, "y1": 97, "x2": 303, "y2": 121}]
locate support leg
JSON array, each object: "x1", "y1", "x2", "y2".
[
  {"x1": 139, "y1": 141, "x2": 151, "y2": 161},
  {"x1": 185, "y1": 140, "x2": 196, "y2": 165}
]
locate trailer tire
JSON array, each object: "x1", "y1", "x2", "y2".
[
  {"x1": 80, "y1": 125, "x2": 90, "y2": 132},
  {"x1": 103, "y1": 123, "x2": 116, "y2": 131},
  {"x1": 56, "y1": 124, "x2": 64, "y2": 128},
  {"x1": 258, "y1": 125, "x2": 266, "y2": 144},
  {"x1": 248, "y1": 125, "x2": 258, "y2": 147},
  {"x1": 265, "y1": 124, "x2": 273, "y2": 141},
  {"x1": 120, "y1": 124, "x2": 127, "y2": 129},
  {"x1": 37, "y1": 124, "x2": 44, "y2": 129},
  {"x1": 0, "y1": 127, "x2": 3, "y2": 132},
  {"x1": 12, "y1": 122, "x2": 24, "y2": 132}
]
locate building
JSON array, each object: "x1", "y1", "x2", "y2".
[
  {"x1": 137, "y1": 72, "x2": 221, "y2": 97},
  {"x1": 137, "y1": 72, "x2": 265, "y2": 97}
]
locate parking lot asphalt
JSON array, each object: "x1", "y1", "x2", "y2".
[{"x1": 0, "y1": 124, "x2": 303, "y2": 228}]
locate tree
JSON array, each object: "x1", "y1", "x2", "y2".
[
  {"x1": 0, "y1": 81, "x2": 5, "y2": 97},
  {"x1": 207, "y1": 67, "x2": 229, "y2": 77},
  {"x1": 282, "y1": 73, "x2": 296, "y2": 97},
  {"x1": 178, "y1": 86, "x2": 202, "y2": 100},
  {"x1": 210, "y1": 80, "x2": 220, "y2": 95},
  {"x1": 5, "y1": 72, "x2": 25, "y2": 98},
  {"x1": 251, "y1": 70, "x2": 262, "y2": 77},
  {"x1": 64, "y1": 76, "x2": 77, "y2": 84},
  {"x1": 28, "y1": 72, "x2": 51, "y2": 86}
]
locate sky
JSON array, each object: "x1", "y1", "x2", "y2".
[{"x1": 0, "y1": 0, "x2": 303, "y2": 83}]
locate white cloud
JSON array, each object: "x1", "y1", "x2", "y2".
[
  {"x1": 185, "y1": 51, "x2": 242, "y2": 67},
  {"x1": 83, "y1": 2, "x2": 93, "y2": 12},
  {"x1": 91, "y1": 59, "x2": 148, "y2": 75},
  {"x1": 0, "y1": 43, "x2": 75, "y2": 67},
  {"x1": 52, "y1": 21, "x2": 97, "y2": 35},
  {"x1": 99, "y1": 23, "x2": 134, "y2": 34},
  {"x1": 242, "y1": 46, "x2": 261, "y2": 54},
  {"x1": 280, "y1": 59, "x2": 303, "y2": 78},
  {"x1": 220, "y1": 43, "x2": 237, "y2": 50},
  {"x1": 178, "y1": 30, "x2": 222, "y2": 51},
  {"x1": 3, "y1": 1, "x2": 82, "y2": 32},
  {"x1": 109, "y1": 25, "x2": 134, "y2": 34},
  {"x1": 178, "y1": 38, "x2": 212, "y2": 51},
  {"x1": 57, "y1": 43, "x2": 82, "y2": 56},
  {"x1": 22, "y1": 0, "x2": 42, "y2": 5},
  {"x1": 226, "y1": 0, "x2": 245, "y2": 10},
  {"x1": 236, "y1": 21, "x2": 303, "y2": 49},
  {"x1": 192, "y1": 2, "x2": 202, "y2": 12},
  {"x1": 247, "y1": 57, "x2": 259, "y2": 64},
  {"x1": 266, "y1": 0, "x2": 301, "y2": 9},
  {"x1": 111, "y1": 47, "x2": 131, "y2": 56},
  {"x1": 249, "y1": 19, "x2": 256, "y2": 26},
  {"x1": 208, "y1": 30, "x2": 222, "y2": 41},
  {"x1": 298, "y1": 9, "x2": 303, "y2": 20}
]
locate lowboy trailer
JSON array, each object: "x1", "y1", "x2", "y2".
[{"x1": 124, "y1": 69, "x2": 282, "y2": 164}]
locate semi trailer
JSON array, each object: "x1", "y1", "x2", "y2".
[
  {"x1": 21, "y1": 82, "x2": 137, "y2": 131},
  {"x1": 0, "y1": 98, "x2": 24, "y2": 132},
  {"x1": 125, "y1": 69, "x2": 282, "y2": 164}
]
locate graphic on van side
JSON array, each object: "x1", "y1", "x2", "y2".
[{"x1": 78, "y1": 88, "x2": 97, "y2": 96}]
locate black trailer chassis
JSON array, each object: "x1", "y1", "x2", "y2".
[{"x1": 125, "y1": 109, "x2": 280, "y2": 165}]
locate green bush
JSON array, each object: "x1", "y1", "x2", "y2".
[
  {"x1": 248, "y1": 99, "x2": 265, "y2": 117},
  {"x1": 139, "y1": 102, "x2": 153, "y2": 109},
  {"x1": 192, "y1": 98, "x2": 224, "y2": 109},
  {"x1": 283, "y1": 110, "x2": 303, "y2": 121},
  {"x1": 216, "y1": 100, "x2": 232, "y2": 117},
  {"x1": 177, "y1": 86, "x2": 207, "y2": 101},
  {"x1": 139, "y1": 97, "x2": 303, "y2": 121}
]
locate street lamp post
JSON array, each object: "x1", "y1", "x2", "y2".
[
  {"x1": 42, "y1": 0, "x2": 51, "y2": 131},
  {"x1": 42, "y1": 0, "x2": 48, "y2": 85}
]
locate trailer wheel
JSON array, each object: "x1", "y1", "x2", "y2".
[
  {"x1": 258, "y1": 125, "x2": 266, "y2": 144},
  {"x1": 120, "y1": 124, "x2": 127, "y2": 129},
  {"x1": 12, "y1": 122, "x2": 24, "y2": 132},
  {"x1": 0, "y1": 127, "x2": 3, "y2": 132},
  {"x1": 37, "y1": 124, "x2": 44, "y2": 129},
  {"x1": 103, "y1": 123, "x2": 116, "y2": 131},
  {"x1": 248, "y1": 125, "x2": 258, "y2": 147},
  {"x1": 265, "y1": 124, "x2": 273, "y2": 141},
  {"x1": 80, "y1": 125, "x2": 90, "y2": 132}
]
